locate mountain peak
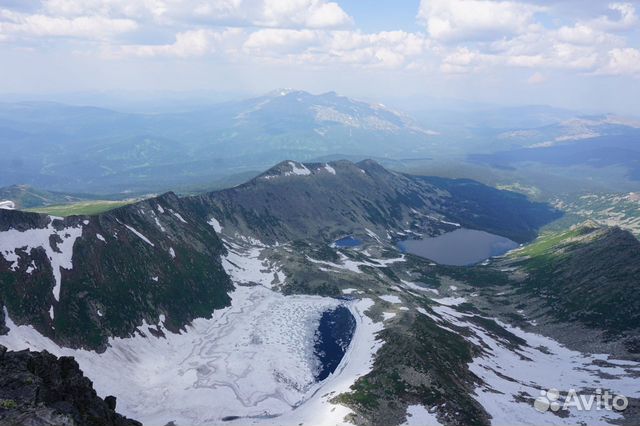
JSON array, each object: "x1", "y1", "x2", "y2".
[
  {"x1": 256, "y1": 159, "x2": 381, "y2": 182},
  {"x1": 265, "y1": 88, "x2": 306, "y2": 97}
]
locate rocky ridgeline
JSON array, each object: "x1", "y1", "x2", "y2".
[{"x1": 0, "y1": 345, "x2": 140, "y2": 426}]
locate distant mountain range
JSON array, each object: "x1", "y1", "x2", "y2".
[{"x1": 0, "y1": 91, "x2": 438, "y2": 193}]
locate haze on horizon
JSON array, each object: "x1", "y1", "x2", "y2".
[{"x1": 1, "y1": 0, "x2": 640, "y2": 115}]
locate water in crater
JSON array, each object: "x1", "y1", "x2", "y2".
[{"x1": 314, "y1": 306, "x2": 356, "y2": 381}]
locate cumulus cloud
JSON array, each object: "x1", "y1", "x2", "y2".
[
  {"x1": 418, "y1": 0, "x2": 543, "y2": 42},
  {"x1": 243, "y1": 28, "x2": 318, "y2": 54},
  {"x1": 421, "y1": 1, "x2": 639, "y2": 76},
  {"x1": 113, "y1": 27, "x2": 244, "y2": 57},
  {"x1": 599, "y1": 47, "x2": 640, "y2": 75},
  {"x1": 41, "y1": 0, "x2": 352, "y2": 29},
  {"x1": 1, "y1": 0, "x2": 639, "y2": 81},
  {"x1": 0, "y1": 7, "x2": 137, "y2": 40}
]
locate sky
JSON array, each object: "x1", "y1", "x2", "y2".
[{"x1": 1, "y1": 0, "x2": 640, "y2": 114}]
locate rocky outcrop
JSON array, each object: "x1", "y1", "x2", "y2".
[{"x1": 0, "y1": 345, "x2": 141, "y2": 426}]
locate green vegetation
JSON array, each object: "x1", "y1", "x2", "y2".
[
  {"x1": 0, "y1": 399, "x2": 18, "y2": 409},
  {"x1": 505, "y1": 225, "x2": 640, "y2": 335},
  {"x1": 334, "y1": 310, "x2": 489, "y2": 426},
  {"x1": 26, "y1": 200, "x2": 133, "y2": 217}
]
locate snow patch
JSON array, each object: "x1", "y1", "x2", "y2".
[
  {"x1": 323, "y1": 163, "x2": 336, "y2": 175},
  {"x1": 169, "y1": 247, "x2": 175, "y2": 258},
  {"x1": 402, "y1": 405, "x2": 443, "y2": 426},
  {"x1": 96, "y1": 234, "x2": 106, "y2": 242},
  {"x1": 427, "y1": 301, "x2": 640, "y2": 425},
  {"x1": 208, "y1": 217, "x2": 223, "y2": 233},
  {"x1": 383, "y1": 312, "x2": 396, "y2": 321},
  {"x1": 380, "y1": 295, "x2": 402, "y2": 304},
  {"x1": 173, "y1": 212, "x2": 187, "y2": 223},
  {"x1": 0, "y1": 200, "x2": 15, "y2": 210},
  {"x1": 0, "y1": 218, "x2": 83, "y2": 306},
  {"x1": 0, "y1": 286, "x2": 377, "y2": 426},
  {"x1": 287, "y1": 161, "x2": 311, "y2": 176},
  {"x1": 124, "y1": 225, "x2": 154, "y2": 247}
]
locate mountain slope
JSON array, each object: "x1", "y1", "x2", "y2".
[
  {"x1": 191, "y1": 159, "x2": 560, "y2": 244},
  {"x1": 504, "y1": 224, "x2": 640, "y2": 335},
  {"x1": 0, "y1": 159, "x2": 558, "y2": 351},
  {"x1": 0, "y1": 192, "x2": 232, "y2": 350},
  {"x1": 0, "y1": 92, "x2": 437, "y2": 193}
]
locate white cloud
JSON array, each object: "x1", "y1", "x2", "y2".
[
  {"x1": 591, "y1": 2, "x2": 638, "y2": 31},
  {"x1": 259, "y1": 0, "x2": 352, "y2": 28},
  {"x1": 599, "y1": 47, "x2": 640, "y2": 75},
  {"x1": 0, "y1": 8, "x2": 137, "y2": 40},
  {"x1": 41, "y1": 0, "x2": 352, "y2": 29},
  {"x1": 418, "y1": 0, "x2": 543, "y2": 42},
  {"x1": 115, "y1": 28, "x2": 243, "y2": 57},
  {"x1": 243, "y1": 28, "x2": 318, "y2": 53}
]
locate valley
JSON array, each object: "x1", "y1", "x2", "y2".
[
  {"x1": 0, "y1": 160, "x2": 638, "y2": 426},
  {"x1": 3, "y1": 1, "x2": 640, "y2": 423}
]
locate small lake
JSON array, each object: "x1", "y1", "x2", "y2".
[
  {"x1": 397, "y1": 228, "x2": 519, "y2": 266},
  {"x1": 314, "y1": 306, "x2": 356, "y2": 381},
  {"x1": 334, "y1": 236, "x2": 363, "y2": 248}
]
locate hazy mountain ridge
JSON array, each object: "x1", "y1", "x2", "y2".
[{"x1": 0, "y1": 91, "x2": 438, "y2": 193}]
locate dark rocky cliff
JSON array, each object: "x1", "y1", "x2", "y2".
[{"x1": 0, "y1": 345, "x2": 141, "y2": 426}]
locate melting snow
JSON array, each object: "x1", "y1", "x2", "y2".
[
  {"x1": 380, "y1": 295, "x2": 402, "y2": 304},
  {"x1": 124, "y1": 225, "x2": 154, "y2": 247},
  {"x1": 0, "y1": 218, "x2": 83, "y2": 306},
  {"x1": 96, "y1": 234, "x2": 106, "y2": 242},
  {"x1": 287, "y1": 161, "x2": 311, "y2": 176},
  {"x1": 169, "y1": 247, "x2": 175, "y2": 258},
  {"x1": 173, "y1": 212, "x2": 187, "y2": 223},
  {"x1": 428, "y1": 299, "x2": 640, "y2": 425},
  {"x1": 0, "y1": 200, "x2": 15, "y2": 210},
  {"x1": 401, "y1": 405, "x2": 443, "y2": 426},
  {"x1": 208, "y1": 218, "x2": 223, "y2": 233},
  {"x1": 323, "y1": 163, "x2": 336, "y2": 175},
  {"x1": 383, "y1": 312, "x2": 397, "y2": 321}
]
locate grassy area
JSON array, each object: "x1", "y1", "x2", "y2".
[
  {"x1": 26, "y1": 200, "x2": 133, "y2": 217},
  {"x1": 509, "y1": 227, "x2": 585, "y2": 258}
]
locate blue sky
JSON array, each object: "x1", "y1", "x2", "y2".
[{"x1": 0, "y1": 0, "x2": 639, "y2": 114}]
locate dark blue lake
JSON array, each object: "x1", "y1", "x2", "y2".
[
  {"x1": 398, "y1": 228, "x2": 519, "y2": 266},
  {"x1": 314, "y1": 306, "x2": 356, "y2": 381},
  {"x1": 334, "y1": 236, "x2": 362, "y2": 248}
]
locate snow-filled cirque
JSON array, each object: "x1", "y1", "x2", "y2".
[{"x1": 0, "y1": 242, "x2": 381, "y2": 426}]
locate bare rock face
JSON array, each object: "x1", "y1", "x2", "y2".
[{"x1": 0, "y1": 345, "x2": 141, "y2": 426}]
